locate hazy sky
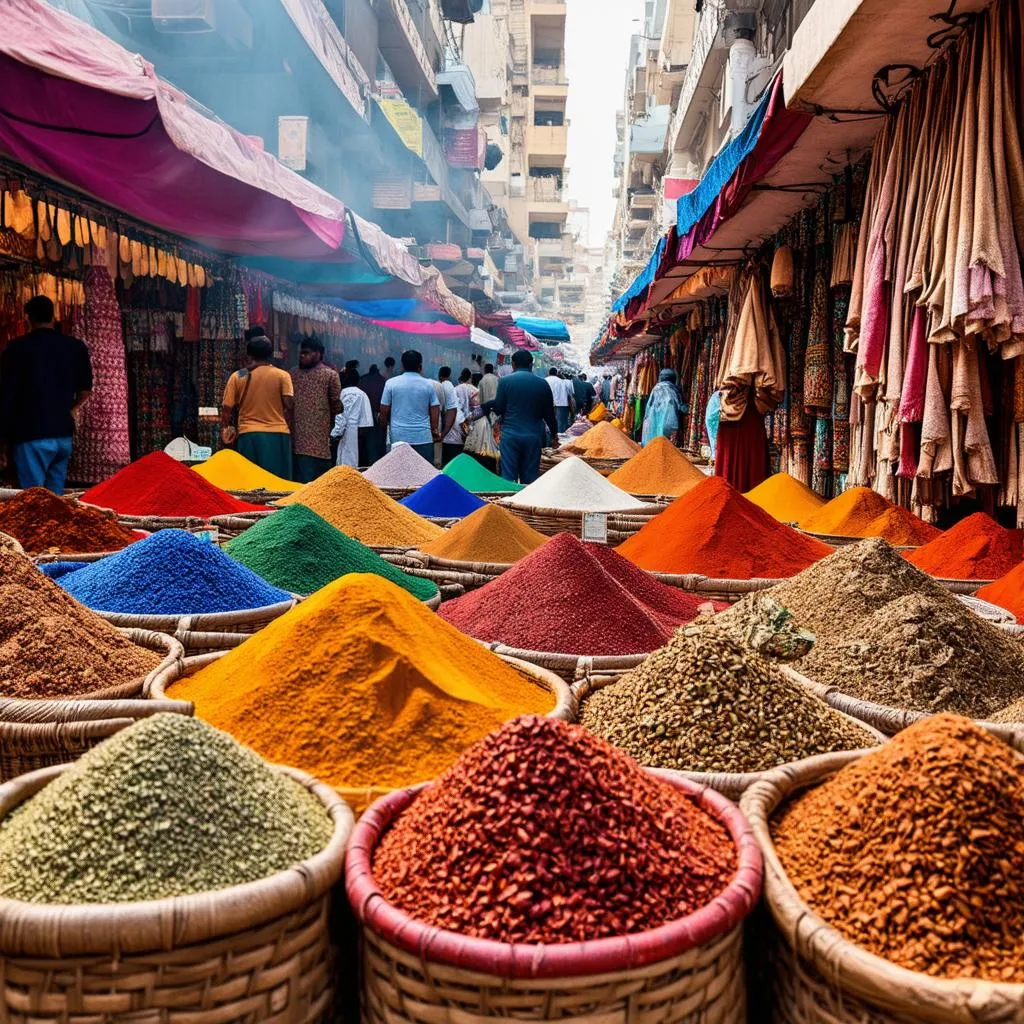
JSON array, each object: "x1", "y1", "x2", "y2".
[{"x1": 565, "y1": 0, "x2": 644, "y2": 248}]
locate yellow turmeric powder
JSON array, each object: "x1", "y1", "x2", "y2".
[
  {"x1": 277, "y1": 465, "x2": 443, "y2": 547},
  {"x1": 169, "y1": 573, "x2": 555, "y2": 809},
  {"x1": 588, "y1": 401, "x2": 609, "y2": 423},
  {"x1": 744, "y1": 472, "x2": 826, "y2": 523},
  {"x1": 799, "y1": 487, "x2": 941, "y2": 545},
  {"x1": 193, "y1": 450, "x2": 300, "y2": 493},
  {"x1": 607, "y1": 436, "x2": 705, "y2": 497}
]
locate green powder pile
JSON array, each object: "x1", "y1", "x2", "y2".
[
  {"x1": 0, "y1": 714, "x2": 334, "y2": 904},
  {"x1": 443, "y1": 453, "x2": 524, "y2": 494},
  {"x1": 225, "y1": 503, "x2": 438, "y2": 600}
]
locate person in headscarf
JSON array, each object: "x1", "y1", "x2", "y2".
[{"x1": 641, "y1": 369, "x2": 686, "y2": 446}]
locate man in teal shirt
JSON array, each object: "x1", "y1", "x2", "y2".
[{"x1": 490, "y1": 350, "x2": 558, "y2": 483}]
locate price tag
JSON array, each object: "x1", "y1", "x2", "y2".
[
  {"x1": 195, "y1": 528, "x2": 220, "y2": 545},
  {"x1": 192, "y1": 446, "x2": 213, "y2": 460},
  {"x1": 581, "y1": 512, "x2": 608, "y2": 544}
]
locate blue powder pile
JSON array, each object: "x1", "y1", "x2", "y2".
[
  {"x1": 54, "y1": 529, "x2": 291, "y2": 615},
  {"x1": 39, "y1": 561, "x2": 89, "y2": 581},
  {"x1": 400, "y1": 475, "x2": 487, "y2": 520}
]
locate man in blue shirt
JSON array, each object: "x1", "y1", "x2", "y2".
[
  {"x1": 491, "y1": 350, "x2": 558, "y2": 484},
  {"x1": 379, "y1": 349, "x2": 441, "y2": 463}
]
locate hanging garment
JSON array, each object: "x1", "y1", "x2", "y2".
[
  {"x1": 68, "y1": 266, "x2": 131, "y2": 484},
  {"x1": 803, "y1": 270, "x2": 833, "y2": 411}
]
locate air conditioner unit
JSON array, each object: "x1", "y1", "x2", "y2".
[{"x1": 152, "y1": 0, "x2": 216, "y2": 32}]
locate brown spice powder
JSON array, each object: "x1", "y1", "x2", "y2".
[
  {"x1": 0, "y1": 551, "x2": 161, "y2": 698},
  {"x1": 773, "y1": 715, "x2": 1024, "y2": 982}
]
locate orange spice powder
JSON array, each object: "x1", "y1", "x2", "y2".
[{"x1": 798, "y1": 487, "x2": 940, "y2": 546}]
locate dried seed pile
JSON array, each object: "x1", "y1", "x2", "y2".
[
  {"x1": 0, "y1": 550, "x2": 160, "y2": 698},
  {"x1": 0, "y1": 487, "x2": 138, "y2": 555},
  {"x1": 723, "y1": 539, "x2": 1024, "y2": 717},
  {"x1": 773, "y1": 715, "x2": 1024, "y2": 982},
  {"x1": 579, "y1": 625, "x2": 877, "y2": 774},
  {"x1": 373, "y1": 715, "x2": 736, "y2": 943},
  {"x1": 0, "y1": 714, "x2": 333, "y2": 903}
]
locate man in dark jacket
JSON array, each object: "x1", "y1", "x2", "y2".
[
  {"x1": 0, "y1": 295, "x2": 92, "y2": 494},
  {"x1": 357, "y1": 364, "x2": 388, "y2": 465},
  {"x1": 491, "y1": 350, "x2": 557, "y2": 484},
  {"x1": 572, "y1": 372, "x2": 597, "y2": 415}
]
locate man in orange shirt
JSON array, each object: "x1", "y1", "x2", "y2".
[{"x1": 220, "y1": 327, "x2": 294, "y2": 478}]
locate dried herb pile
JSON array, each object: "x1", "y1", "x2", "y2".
[{"x1": 578, "y1": 624, "x2": 877, "y2": 774}]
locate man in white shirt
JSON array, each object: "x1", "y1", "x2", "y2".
[
  {"x1": 547, "y1": 368, "x2": 575, "y2": 436},
  {"x1": 437, "y1": 366, "x2": 465, "y2": 466},
  {"x1": 379, "y1": 349, "x2": 441, "y2": 463}
]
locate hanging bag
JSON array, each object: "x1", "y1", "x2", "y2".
[{"x1": 222, "y1": 368, "x2": 253, "y2": 448}]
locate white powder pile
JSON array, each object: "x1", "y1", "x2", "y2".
[
  {"x1": 504, "y1": 456, "x2": 647, "y2": 512},
  {"x1": 362, "y1": 443, "x2": 440, "y2": 488}
]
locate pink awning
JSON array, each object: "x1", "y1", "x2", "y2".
[{"x1": 0, "y1": 0, "x2": 351, "y2": 260}]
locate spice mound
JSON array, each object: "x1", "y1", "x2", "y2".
[
  {"x1": 906, "y1": 512, "x2": 1022, "y2": 580},
  {"x1": 169, "y1": 573, "x2": 555, "y2": 809},
  {"x1": 618, "y1": 476, "x2": 831, "y2": 578},
  {"x1": 726, "y1": 538, "x2": 1024, "y2": 718},
  {"x1": 504, "y1": 456, "x2": 645, "y2": 511},
  {"x1": 0, "y1": 488, "x2": 139, "y2": 555},
  {"x1": 772, "y1": 715, "x2": 1024, "y2": 982},
  {"x1": 400, "y1": 474, "x2": 486, "y2": 519},
  {"x1": 0, "y1": 714, "x2": 333, "y2": 904},
  {"x1": 977, "y1": 561, "x2": 1024, "y2": 624},
  {"x1": 0, "y1": 551, "x2": 161, "y2": 698},
  {"x1": 798, "y1": 486, "x2": 939, "y2": 546},
  {"x1": 443, "y1": 453, "x2": 524, "y2": 494},
  {"x1": 226, "y1": 503, "x2": 437, "y2": 601},
  {"x1": 362, "y1": 443, "x2": 439, "y2": 489},
  {"x1": 744, "y1": 472, "x2": 825, "y2": 524},
  {"x1": 82, "y1": 452, "x2": 268, "y2": 517},
  {"x1": 54, "y1": 529, "x2": 291, "y2": 615},
  {"x1": 440, "y1": 533, "x2": 711, "y2": 655},
  {"x1": 579, "y1": 624, "x2": 876, "y2": 774},
  {"x1": 372, "y1": 715, "x2": 736, "y2": 944},
  {"x1": 607, "y1": 436, "x2": 705, "y2": 497},
  {"x1": 419, "y1": 502, "x2": 548, "y2": 564},
  {"x1": 559, "y1": 420, "x2": 641, "y2": 459},
  {"x1": 193, "y1": 449, "x2": 299, "y2": 493},
  {"x1": 277, "y1": 465, "x2": 444, "y2": 547}
]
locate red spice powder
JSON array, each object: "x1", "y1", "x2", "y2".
[
  {"x1": 618, "y1": 476, "x2": 832, "y2": 578},
  {"x1": 438, "y1": 532, "x2": 714, "y2": 655},
  {"x1": 372, "y1": 715, "x2": 736, "y2": 944},
  {"x1": 0, "y1": 488, "x2": 139, "y2": 555},
  {"x1": 975, "y1": 562, "x2": 1024, "y2": 621},
  {"x1": 82, "y1": 452, "x2": 268, "y2": 518},
  {"x1": 906, "y1": 512, "x2": 1023, "y2": 580}
]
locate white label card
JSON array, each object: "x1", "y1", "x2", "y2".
[{"x1": 581, "y1": 512, "x2": 608, "y2": 544}]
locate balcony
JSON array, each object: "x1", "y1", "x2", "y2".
[
  {"x1": 530, "y1": 64, "x2": 569, "y2": 88},
  {"x1": 534, "y1": 235, "x2": 573, "y2": 261},
  {"x1": 377, "y1": 0, "x2": 439, "y2": 101},
  {"x1": 530, "y1": 0, "x2": 567, "y2": 12},
  {"x1": 528, "y1": 123, "x2": 568, "y2": 158},
  {"x1": 667, "y1": 0, "x2": 726, "y2": 157}
]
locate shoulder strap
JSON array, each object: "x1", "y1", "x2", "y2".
[{"x1": 233, "y1": 368, "x2": 253, "y2": 423}]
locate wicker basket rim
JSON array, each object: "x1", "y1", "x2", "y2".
[
  {"x1": 412, "y1": 551, "x2": 514, "y2": 574},
  {"x1": 740, "y1": 747, "x2": 1024, "y2": 1018},
  {"x1": 798, "y1": 528, "x2": 919, "y2": 551},
  {"x1": 0, "y1": 762, "x2": 353, "y2": 956},
  {"x1": 93, "y1": 598, "x2": 299, "y2": 631},
  {"x1": 346, "y1": 771, "x2": 761, "y2": 979},
  {"x1": 497, "y1": 500, "x2": 660, "y2": 516},
  {"x1": 490, "y1": 643, "x2": 649, "y2": 673}
]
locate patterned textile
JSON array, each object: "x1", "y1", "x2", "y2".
[
  {"x1": 832, "y1": 286, "x2": 852, "y2": 476},
  {"x1": 68, "y1": 266, "x2": 130, "y2": 484},
  {"x1": 290, "y1": 362, "x2": 341, "y2": 460},
  {"x1": 812, "y1": 415, "x2": 833, "y2": 496},
  {"x1": 803, "y1": 270, "x2": 833, "y2": 411}
]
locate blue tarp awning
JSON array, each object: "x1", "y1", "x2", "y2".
[
  {"x1": 611, "y1": 235, "x2": 667, "y2": 314},
  {"x1": 513, "y1": 316, "x2": 571, "y2": 342}
]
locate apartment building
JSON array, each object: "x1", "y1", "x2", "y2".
[{"x1": 463, "y1": 0, "x2": 571, "y2": 308}]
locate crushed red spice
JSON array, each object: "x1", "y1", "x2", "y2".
[
  {"x1": 905, "y1": 512, "x2": 1023, "y2": 580},
  {"x1": 372, "y1": 715, "x2": 736, "y2": 944},
  {"x1": 618, "y1": 476, "x2": 832, "y2": 579},
  {"x1": 438, "y1": 533, "x2": 718, "y2": 655},
  {"x1": 82, "y1": 452, "x2": 268, "y2": 518},
  {"x1": 0, "y1": 488, "x2": 139, "y2": 555}
]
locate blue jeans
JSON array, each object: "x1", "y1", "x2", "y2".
[
  {"x1": 12, "y1": 437, "x2": 74, "y2": 494},
  {"x1": 500, "y1": 431, "x2": 543, "y2": 484}
]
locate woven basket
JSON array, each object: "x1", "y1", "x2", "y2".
[
  {"x1": 378, "y1": 551, "x2": 499, "y2": 593},
  {"x1": 0, "y1": 629, "x2": 188, "y2": 781},
  {"x1": 377, "y1": 485, "x2": 417, "y2": 500},
  {"x1": 207, "y1": 510, "x2": 277, "y2": 540},
  {"x1": 346, "y1": 772, "x2": 762, "y2": 1021},
  {"x1": 227, "y1": 488, "x2": 295, "y2": 504},
  {"x1": 740, "y1": 745, "x2": 1024, "y2": 1023},
  {"x1": 91, "y1": 600, "x2": 299, "y2": 656},
  {"x1": 499, "y1": 500, "x2": 662, "y2": 540},
  {"x1": 653, "y1": 571, "x2": 784, "y2": 602},
  {"x1": 958, "y1": 593, "x2": 1015, "y2": 623},
  {"x1": 0, "y1": 531, "x2": 24, "y2": 556},
  {"x1": 482, "y1": 644, "x2": 647, "y2": 686},
  {"x1": 799, "y1": 529, "x2": 920, "y2": 552},
  {"x1": 571, "y1": 672, "x2": 887, "y2": 800},
  {"x1": 540, "y1": 448, "x2": 632, "y2": 477},
  {"x1": 0, "y1": 761, "x2": 353, "y2": 1024},
  {"x1": 152, "y1": 651, "x2": 573, "y2": 815},
  {"x1": 929, "y1": 576, "x2": 994, "y2": 595}
]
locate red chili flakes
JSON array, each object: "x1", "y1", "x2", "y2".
[{"x1": 372, "y1": 715, "x2": 737, "y2": 944}]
